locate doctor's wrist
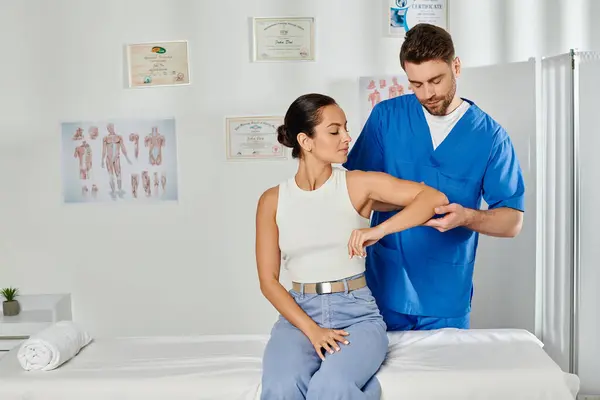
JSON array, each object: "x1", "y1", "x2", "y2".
[{"x1": 462, "y1": 207, "x2": 479, "y2": 227}]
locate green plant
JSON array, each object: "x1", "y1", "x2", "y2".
[{"x1": 1, "y1": 287, "x2": 19, "y2": 301}]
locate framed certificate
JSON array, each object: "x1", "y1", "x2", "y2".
[
  {"x1": 387, "y1": 0, "x2": 448, "y2": 37},
  {"x1": 126, "y1": 40, "x2": 190, "y2": 88},
  {"x1": 252, "y1": 17, "x2": 315, "y2": 62},
  {"x1": 225, "y1": 116, "x2": 287, "y2": 161}
]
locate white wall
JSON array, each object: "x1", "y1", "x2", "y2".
[
  {"x1": 449, "y1": 0, "x2": 600, "y2": 67},
  {"x1": 0, "y1": 0, "x2": 408, "y2": 337}
]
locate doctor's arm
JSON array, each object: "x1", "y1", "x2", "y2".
[
  {"x1": 255, "y1": 188, "x2": 349, "y2": 358},
  {"x1": 462, "y1": 207, "x2": 523, "y2": 237},
  {"x1": 425, "y1": 136, "x2": 525, "y2": 238},
  {"x1": 347, "y1": 171, "x2": 449, "y2": 257}
]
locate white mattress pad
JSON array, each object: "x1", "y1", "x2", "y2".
[{"x1": 0, "y1": 329, "x2": 579, "y2": 400}]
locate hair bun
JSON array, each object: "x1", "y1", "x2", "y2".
[{"x1": 277, "y1": 125, "x2": 293, "y2": 148}]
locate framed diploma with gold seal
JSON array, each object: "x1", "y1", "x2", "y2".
[
  {"x1": 225, "y1": 116, "x2": 287, "y2": 161},
  {"x1": 126, "y1": 40, "x2": 190, "y2": 88},
  {"x1": 252, "y1": 17, "x2": 315, "y2": 62}
]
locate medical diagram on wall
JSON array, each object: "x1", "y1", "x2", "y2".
[
  {"x1": 61, "y1": 118, "x2": 178, "y2": 203},
  {"x1": 359, "y1": 74, "x2": 411, "y2": 126},
  {"x1": 388, "y1": 0, "x2": 448, "y2": 37}
]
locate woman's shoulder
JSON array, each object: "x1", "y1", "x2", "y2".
[
  {"x1": 344, "y1": 168, "x2": 374, "y2": 183},
  {"x1": 344, "y1": 169, "x2": 392, "y2": 195},
  {"x1": 258, "y1": 185, "x2": 279, "y2": 208},
  {"x1": 256, "y1": 186, "x2": 280, "y2": 223}
]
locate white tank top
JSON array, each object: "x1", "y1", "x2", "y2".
[{"x1": 276, "y1": 167, "x2": 371, "y2": 283}]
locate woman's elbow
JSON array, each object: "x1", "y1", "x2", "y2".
[
  {"x1": 427, "y1": 188, "x2": 449, "y2": 207},
  {"x1": 259, "y1": 276, "x2": 279, "y2": 296}
]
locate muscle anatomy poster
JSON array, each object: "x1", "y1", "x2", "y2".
[
  {"x1": 359, "y1": 74, "x2": 412, "y2": 127},
  {"x1": 61, "y1": 118, "x2": 178, "y2": 203}
]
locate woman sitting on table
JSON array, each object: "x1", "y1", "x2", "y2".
[{"x1": 255, "y1": 93, "x2": 449, "y2": 399}]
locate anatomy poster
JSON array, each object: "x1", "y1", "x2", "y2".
[
  {"x1": 359, "y1": 74, "x2": 412, "y2": 127},
  {"x1": 388, "y1": 0, "x2": 448, "y2": 37},
  {"x1": 61, "y1": 118, "x2": 178, "y2": 203}
]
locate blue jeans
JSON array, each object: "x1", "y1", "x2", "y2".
[
  {"x1": 261, "y1": 281, "x2": 389, "y2": 400},
  {"x1": 381, "y1": 307, "x2": 470, "y2": 331}
]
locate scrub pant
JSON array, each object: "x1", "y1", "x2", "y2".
[
  {"x1": 381, "y1": 307, "x2": 470, "y2": 331},
  {"x1": 261, "y1": 281, "x2": 389, "y2": 400}
]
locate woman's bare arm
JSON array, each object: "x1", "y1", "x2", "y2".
[
  {"x1": 366, "y1": 172, "x2": 448, "y2": 234},
  {"x1": 347, "y1": 171, "x2": 449, "y2": 256},
  {"x1": 255, "y1": 187, "x2": 318, "y2": 337},
  {"x1": 371, "y1": 201, "x2": 403, "y2": 212},
  {"x1": 369, "y1": 180, "x2": 427, "y2": 212}
]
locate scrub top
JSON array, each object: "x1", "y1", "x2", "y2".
[{"x1": 343, "y1": 94, "x2": 525, "y2": 318}]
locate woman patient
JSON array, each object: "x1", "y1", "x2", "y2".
[{"x1": 256, "y1": 93, "x2": 448, "y2": 399}]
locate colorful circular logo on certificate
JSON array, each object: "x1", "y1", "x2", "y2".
[
  {"x1": 394, "y1": 0, "x2": 413, "y2": 8},
  {"x1": 151, "y1": 46, "x2": 166, "y2": 54}
]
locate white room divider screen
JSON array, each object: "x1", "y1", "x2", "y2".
[
  {"x1": 538, "y1": 49, "x2": 600, "y2": 396},
  {"x1": 572, "y1": 50, "x2": 600, "y2": 396},
  {"x1": 539, "y1": 52, "x2": 574, "y2": 375}
]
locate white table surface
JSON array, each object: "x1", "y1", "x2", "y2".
[{"x1": 0, "y1": 294, "x2": 71, "y2": 350}]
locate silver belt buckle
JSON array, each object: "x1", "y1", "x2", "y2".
[{"x1": 315, "y1": 282, "x2": 332, "y2": 294}]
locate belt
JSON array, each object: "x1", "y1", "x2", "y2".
[{"x1": 292, "y1": 275, "x2": 367, "y2": 294}]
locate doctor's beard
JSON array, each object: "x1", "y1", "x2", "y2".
[{"x1": 421, "y1": 74, "x2": 457, "y2": 116}]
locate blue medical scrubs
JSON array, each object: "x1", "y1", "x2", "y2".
[{"x1": 343, "y1": 94, "x2": 525, "y2": 330}]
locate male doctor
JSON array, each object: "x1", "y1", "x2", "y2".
[{"x1": 344, "y1": 23, "x2": 525, "y2": 331}]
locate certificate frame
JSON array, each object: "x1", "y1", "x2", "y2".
[
  {"x1": 225, "y1": 115, "x2": 288, "y2": 161},
  {"x1": 125, "y1": 40, "x2": 191, "y2": 88},
  {"x1": 252, "y1": 17, "x2": 316, "y2": 62},
  {"x1": 385, "y1": 0, "x2": 448, "y2": 38}
]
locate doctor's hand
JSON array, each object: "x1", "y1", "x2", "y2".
[
  {"x1": 423, "y1": 203, "x2": 471, "y2": 232},
  {"x1": 348, "y1": 226, "x2": 385, "y2": 258}
]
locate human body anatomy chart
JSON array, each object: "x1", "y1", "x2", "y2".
[
  {"x1": 359, "y1": 74, "x2": 411, "y2": 128},
  {"x1": 61, "y1": 118, "x2": 178, "y2": 203}
]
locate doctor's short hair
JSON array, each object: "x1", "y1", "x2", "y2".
[
  {"x1": 399, "y1": 23, "x2": 455, "y2": 68},
  {"x1": 277, "y1": 93, "x2": 337, "y2": 159}
]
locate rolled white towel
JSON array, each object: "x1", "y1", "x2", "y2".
[{"x1": 17, "y1": 320, "x2": 92, "y2": 371}]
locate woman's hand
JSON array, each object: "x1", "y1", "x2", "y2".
[
  {"x1": 307, "y1": 326, "x2": 350, "y2": 360},
  {"x1": 348, "y1": 226, "x2": 385, "y2": 258}
]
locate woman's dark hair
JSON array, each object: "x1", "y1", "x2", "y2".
[{"x1": 277, "y1": 93, "x2": 338, "y2": 158}]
